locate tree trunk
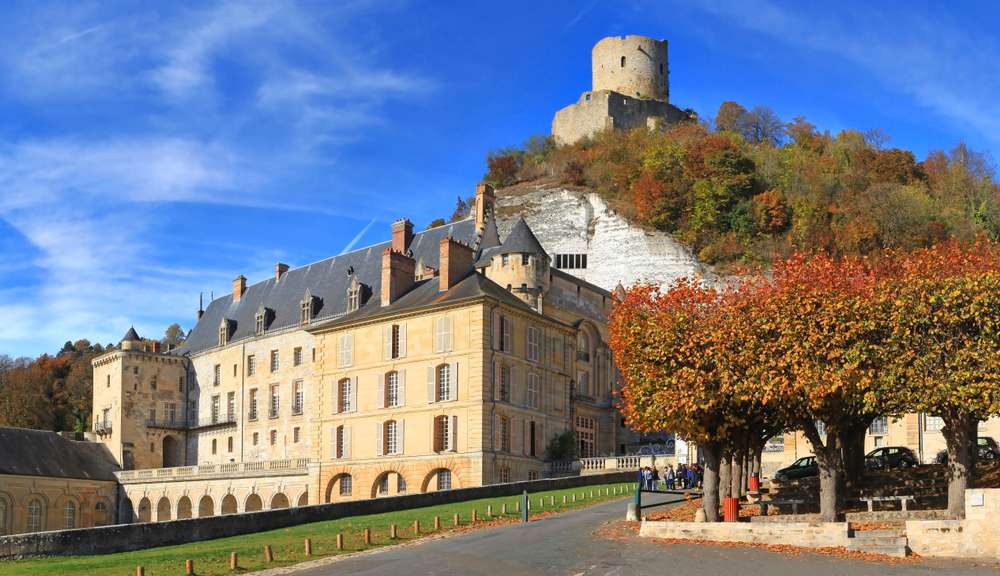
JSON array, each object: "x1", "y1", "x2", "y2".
[
  {"x1": 741, "y1": 453, "x2": 749, "y2": 496},
  {"x1": 804, "y1": 424, "x2": 843, "y2": 522},
  {"x1": 702, "y1": 441, "x2": 722, "y2": 522},
  {"x1": 752, "y1": 440, "x2": 764, "y2": 479},
  {"x1": 731, "y1": 450, "x2": 744, "y2": 499},
  {"x1": 943, "y1": 413, "x2": 975, "y2": 518},
  {"x1": 719, "y1": 453, "x2": 732, "y2": 500},
  {"x1": 840, "y1": 423, "x2": 868, "y2": 488}
]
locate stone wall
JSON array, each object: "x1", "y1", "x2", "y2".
[
  {"x1": 639, "y1": 519, "x2": 850, "y2": 549},
  {"x1": 551, "y1": 91, "x2": 685, "y2": 146},
  {"x1": 592, "y1": 35, "x2": 669, "y2": 101},
  {"x1": 906, "y1": 488, "x2": 1000, "y2": 559},
  {"x1": 0, "y1": 471, "x2": 631, "y2": 559}
]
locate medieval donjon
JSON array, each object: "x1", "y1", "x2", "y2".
[{"x1": 552, "y1": 35, "x2": 687, "y2": 145}]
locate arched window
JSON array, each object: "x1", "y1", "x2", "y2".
[
  {"x1": 27, "y1": 499, "x2": 43, "y2": 532},
  {"x1": 63, "y1": 500, "x2": 77, "y2": 529},
  {"x1": 0, "y1": 497, "x2": 8, "y2": 535},
  {"x1": 437, "y1": 469, "x2": 452, "y2": 491},
  {"x1": 620, "y1": 55, "x2": 626, "y2": 68}
]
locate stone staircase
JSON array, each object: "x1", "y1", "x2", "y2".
[{"x1": 847, "y1": 529, "x2": 909, "y2": 557}]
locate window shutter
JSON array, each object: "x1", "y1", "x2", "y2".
[
  {"x1": 399, "y1": 324, "x2": 407, "y2": 357},
  {"x1": 502, "y1": 316, "x2": 511, "y2": 353},
  {"x1": 378, "y1": 374, "x2": 385, "y2": 409},
  {"x1": 350, "y1": 377, "x2": 358, "y2": 413},
  {"x1": 451, "y1": 415, "x2": 458, "y2": 452},
  {"x1": 426, "y1": 366, "x2": 435, "y2": 403},
  {"x1": 399, "y1": 419, "x2": 405, "y2": 455},
  {"x1": 523, "y1": 419, "x2": 529, "y2": 456},
  {"x1": 331, "y1": 428, "x2": 338, "y2": 459},
  {"x1": 432, "y1": 416, "x2": 440, "y2": 452},
  {"x1": 492, "y1": 311, "x2": 500, "y2": 350},
  {"x1": 376, "y1": 422, "x2": 384, "y2": 456},
  {"x1": 333, "y1": 381, "x2": 341, "y2": 414},
  {"x1": 382, "y1": 326, "x2": 390, "y2": 361},
  {"x1": 492, "y1": 361, "x2": 500, "y2": 401},
  {"x1": 346, "y1": 335, "x2": 353, "y2": 366},
  {"x1": 344, "y1": 425, "x2": 352, "y2": 459},
  {"x1": 399, "y1": 369, "x2": 406, "y2": 407},
  {"x1": 433, "y1": 318, "x2": 441, "y2": 353},
  {"x1": 450, "y1": 362, "x2": 459, "y2": 401},
  {"x1": 444, "y1": 316, "x2": 453, "y2": 351}
]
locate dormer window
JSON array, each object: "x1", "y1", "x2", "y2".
[
  {"x1": 255, "y1": 305, "x2": 273, "y2": 336},
  {"x1": 346, "y1": 276, "x2": 368, "y2": 313},
  {"x1": 218, "y1": 319, "x2": 232, "y2": 346},
  {"x1": 300, "y1": 289, "x2": 319, "y2": 326}
]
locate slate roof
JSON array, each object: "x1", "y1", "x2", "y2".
[
  {"x1": 121, "y1": 326, "x2": 141, "y2": 342},
  {"x1": 475, "y1": 216, "x2": 548, "y2": 267},
  {"x1": 177, "y1": 218, "x2": 487, "y2": 356},
  {"x1": 0, "y1": 427, "x2": 119, "y2": 481}
]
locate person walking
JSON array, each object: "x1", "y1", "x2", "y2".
[{"x1": 665, "y1": 464, "x2": 675, "y2": 490}]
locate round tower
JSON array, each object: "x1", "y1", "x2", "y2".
[{"x1": 591, "y1": 35, "x2": 668, "y2": 102}]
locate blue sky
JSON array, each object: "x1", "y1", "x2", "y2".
[{"x1": 2, "y1": 0, "x2": 999, "y2": 358}]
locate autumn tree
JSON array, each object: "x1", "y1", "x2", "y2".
[
  {"x1": 715, "y1": 101, "x2": 748, "y2": 133},
  {"x1": 163, "y1": 323, "x2": 186, "y2": 348}
]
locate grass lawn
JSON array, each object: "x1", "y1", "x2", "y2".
[{"x1": 1, "y1": 482, "x2": 637, "y2": 576}]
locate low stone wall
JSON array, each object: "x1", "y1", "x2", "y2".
[
  {"x1": 906, "y1": 488, "x2": 1000, "y2": 559},
  {"x1": 0, "y1": 472, "x2": 631, "y2": 559},
  {"x1": 639, "y1": 520, "x2": 850, "y2": 549}
]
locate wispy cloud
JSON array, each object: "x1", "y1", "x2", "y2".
[{"x1": 340, "y1": 218, "x2": 377, "y2": 254}]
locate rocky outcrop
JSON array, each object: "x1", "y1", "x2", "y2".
[{"x1": 495, "y1": 184, "x2": 712, "y2": 291}]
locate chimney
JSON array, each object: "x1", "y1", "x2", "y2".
[
  {"x1": 475, "y1": 182, "x2": 495, "y2": 230},
  {"x1": 275, "y1": 262, "x2": 289, "y2": 282},
  {"x1": 439, "y1": 236, "x2": 474, "y2": 291},
  {"x1": 233, "y1": 275, "x2": 246, "y2": 301},
  {"x1": 391, "y1": 218, "x2": 414, "y2": 254},
  {"x1": 149, "y1": 340, "x2": 162, "y2": 354},
  {"x1": 381, "y1": 248, "x2": 415, "y2": 306}
]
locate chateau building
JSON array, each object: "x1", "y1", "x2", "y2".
[{"x1": 81, "y1": 183, "x2": 626, "y2": 525}]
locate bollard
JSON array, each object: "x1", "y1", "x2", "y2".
[
  {"x1": 562, "y1": 495, "x2": 567, "y2": 504},
  {"x1": 471, "y1": 509, "x2": 478, "y2": 523},
  {"x1": 230, "y1": 552, "x2": 238, "y2": 570},
  {"x1": 572, "y1": 494, "x2": 576, "y2": 503},
  {"x1": 336, "y1": 533, "x2": 344, "y2": 550},
  {"x1": 264, "y1": 544, "x2": 273, "y2": 563},
  {"x1": 364, "y1": 528, "x2": 371, "y2": 545},
  {"x1": 521, "y1": 490, "x2": 529, "y2": 523},
  {"x1": 390, "y1": 524, "x2": 398, "y2": 539},
  {"x1": 590, "y1": 490, "x2": 594, "y2": 498},
  {"x1": 487, "y1": 504, "x2": 493, "y2": 517},
  {"x1": 434, "y1": 516, "x2": 441, "y2": 530},
  {"x1": 626, "y1": 503, "x2": 639, "y2": 521},
  {"x1": 501, "y1": 502, "x2": 507, "y2": 514},
  {"x1": 305, "y1": 538, "x2": 312, "y2": 556},
  {"x1": 550, "y1": 495, "x2": 554, "y2": 506},
  {"x1": 453, "y1": 513, "x2": 460, "y2": 526},
  {"x1": 515, "y1": 500, "x2": 520, "y2": 513},
  {"x1": 538, "y1": 497, "x2": 543, "y2": 509},
  {"x1": 136, "y1": 567, "x2": 144, "y2": 576},
  {"x1": 413, "y1": 519, "x2": 420, "y2": 534},
  {"x1": 185, "y1": 559, "x2": 194, "y2": 575}
]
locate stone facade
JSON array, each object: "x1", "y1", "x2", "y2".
[{"x1": 0, "y1": 474, "x2": 117, "y2": 535}]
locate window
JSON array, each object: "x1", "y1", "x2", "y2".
[
  {"x1": 502, "y1": 254, "x2": 509, "y2": 266},
  {"x1": 437, "y1": 469, "x2": 452, "y2": 490},
  {"x1": 293, "y1": 427, "x2": 300, "y2": 443},
  {"x1": 925, "y1": 415, "x2": 944, "y2": 431},
  {"x1": 436, "y1": 364, "x2": 451, "y2": 402},
  {"x1": 576, "y1": 416, "x2": 596, "y2": 458},
  {"x1": 233, "y1": 363, "x2": 237, "y2": 377},
  {"x1": 227, "y1": 436, "x2": 233, "y2": 453},
  {"x1": 270, "y1": 350, "x2": 279, "y2": 372},
  {"x1": 554, "y1": 254, "x2": 587, "y2": 269},
  {"x1": 527, "y1": 326, "x2": 540, "y2": 362},
  {"x1": 434, "y1": 316, "x2": 453, "y2": 353},
  {"x1": 249, "y1": 388, "x2": 258, "y2": 420},
  {"x1": 348, "y1": 284, "x2": 361, "y2": 312},
  {"x1": 253, "y1": 432, "x2": 259, "y2": 446},
  {"x1": 334, "y1": 425, "x2": 348, "y2": 459},
  {"x1": 340, "y1": 475, "x2": 353, "y2": 496},
  {"x1": 384, "y1": 420, "x2": 400, "y2": 455},
  {"x1": 378, "y1": 475, "x2": 389, "y2": 496},
  {"x1": 168, "y1": 402, "x2": 176, "y2": 424},
  {"x1": 496, "y1": 314, "x2": 511, "y2": 353},
  {"x1": 499, "y1": 416, "x2": 510, "y2": 452},
  {"x1": 106, "y1": 374, "x2": 110, "y2": 388},
  {"x1": 385, "y1": 324, "x2": 405, "y2": 359},
  {"x1": 337, "y1": 378, "x2": 353, "y2": 413},
  {"x1": 312, "y1": 348, "x2": 316, "y2": 362},
  {"x1": 527, "y1": 373, "x2": 539, "y2": 409},
  {"x1": 63, "y1": 501, "x2": 76, "y2": 529},
  {"x1": 385, "y1": 371, "x2": 400, "y2": 407},
  {"x1": 498, "y1": 364, "x2": 510, "y2": 402},
  {"x1": 27, "y1": 499, "x2": 42, "y2": 533},
  {"x1": 498, "y1": 465, "x2": 511, "y2": 484},
  {"x1": 869, "y1": 416, "x2": 888, "y2": 436},
  {"x1": 269, "y1": 384, "x2": 279, "y2": 418},
  {"x1": 218, "y1": 322, "x2": 228, "y2": 346},
  {"x1": 211, "y1": 438, "x2": 217, "y2": 455},
  {"x1": 270, "y1": 430, "x2": 277, "y2": 445},
  {"x1": 521, "y1": 254, "x2": 530, "y2": 266},
  {"x1": 578, "y1": 371, "x2": 590, "y2": 397},
  {"x1": 178, "y1": 376, "x2": 184, "y2": 391},
  {"x1": 255, "y1": 308, "x2": 266, "y2": 335},
  {"x1": 338, "y1": 334, "x2": 353, "y2": 367},
  {"x1": 397, "y1": 474, "x2": 406, "y2": 493},
  {"x1": 294, "y1": 347, "x2": 302, "y2": 366},
  {"x1": 292, "y1": 380, "x2": 304, "y2": 414},
  {"x1": 150, "y1": 375, "x2": 157, "y2": 390},
  {"x1": 213, "y1": 364, "x2": 221, "y2": 386},
  {"x1": 211, "y1": 395, "x2": 220, "y2": 424},
  {"x1": 247, "y1": 355, "x2": 256, "y2": 376},
  {"x1": 101, "y1": 408, "x2": 111, "y2": 427},
  {"x1": 300, "y1": 296, "x2": 313, "y2": 325},
  {"x1": 529, "y1": 420, "x2": 537, "y2": 456},
  {"x1": 620, "y1": 55, "x2": 626, "y2": 67},
  {"x1": 434, "y1": 415, "x2": 456, "y2": 452},
  {"x1": 227, "y1": 392, "x2": 235, "y2": 421}
]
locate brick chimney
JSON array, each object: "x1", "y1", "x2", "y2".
[
  {"x1": 275, "y1": 262, "x2": 289, "y2": 282},
  {"x1": 148, "y1": 340, "x2": 162, "y2": 354},
  {"x1": 381, "y1": 248, "x2": 415, "y2": 306},
  {"x1": 392, "y1": 218, "x2": 414, "y2": 254},
  {"x1": 475, "y1": 182, "x2": 495, "y2": 230},
  {"x1": 439, "y1": 236, "x2": 474, "y2": 291},
  {"x1": 233, "y1": 275, "x2": 246, "y2": 301}
]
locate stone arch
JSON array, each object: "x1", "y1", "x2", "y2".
[
  {"x1": 198, "y1": 495, "x2": 214, "y2": 517},
  {"x1": 93, "y1": 497, "x2": 113, "y2": 526},
  {"x1": 296, "y1": 491, "x2": 308, "y2": 507},
  {"x1": 162, "y1": 435, "x2": 181, "y2": 468},
  {"x1": 325, "y1": 473, "x2": 353, "y2": 502},
  {"x1": 221, "y1": 494, "x2": 237, "y2": 515},
  {"x1": 156, "y1": 496, "x2": 172, "y2": 522},
  {"x1": 25, "y1": 495, "x2": 47, "y2": 533},
  {"x1": 176, "y1": 496, "x2": 192, "y2": 520},
  {"x1": 55, "y1": 495, "x2": 80, "y2": 530},
  {"x1": 420, "y1": 467, "x2": 461, "y2": 493},
  {"x1": 0, "y1": 492, "x2": 13, "y2": 535},
  {"x1": 370, "y1": 469, "x2": 409, "y2": 499},
  {"x1": 137, "y1": 497, "x2": 152, "y2": 523},
  {"x1": 244, "y1": 493, "x2": 263, "y2": 513},
  {"x1": 270, "y1": 493, "x2": 289, "y2": 510}
]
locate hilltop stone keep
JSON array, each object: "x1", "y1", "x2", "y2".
[{"x1": 552, "y1": 35, "x2": 688, "y2": 145}]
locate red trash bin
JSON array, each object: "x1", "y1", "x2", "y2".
[
  {"x1": 723, "y1": 496, "x2": 740, "y2": 522},
  {"x1": 748, "y1": 473, "x2": 760, "y2": 493}
]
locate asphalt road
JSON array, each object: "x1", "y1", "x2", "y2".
[{"x1": 282, "y1": 493, "x2": 1000, "y2": 576}]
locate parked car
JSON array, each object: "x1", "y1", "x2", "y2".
[
  {"x1": 934, "y1": 437, "x2": 1000, "y2": 464},
  {"x1": 773, "y1": 456, "x2": 818, "y2": 482},
  {"x1": 865, "y1": 446, "x2": 919, "y2": 470}
]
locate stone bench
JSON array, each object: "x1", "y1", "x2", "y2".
[
  {"x1": 759, "y1": 498, "x2": 806, "y2": 516},
  {"x1": 859, "y1": 495, "x2": 914, "y2": 512}
]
